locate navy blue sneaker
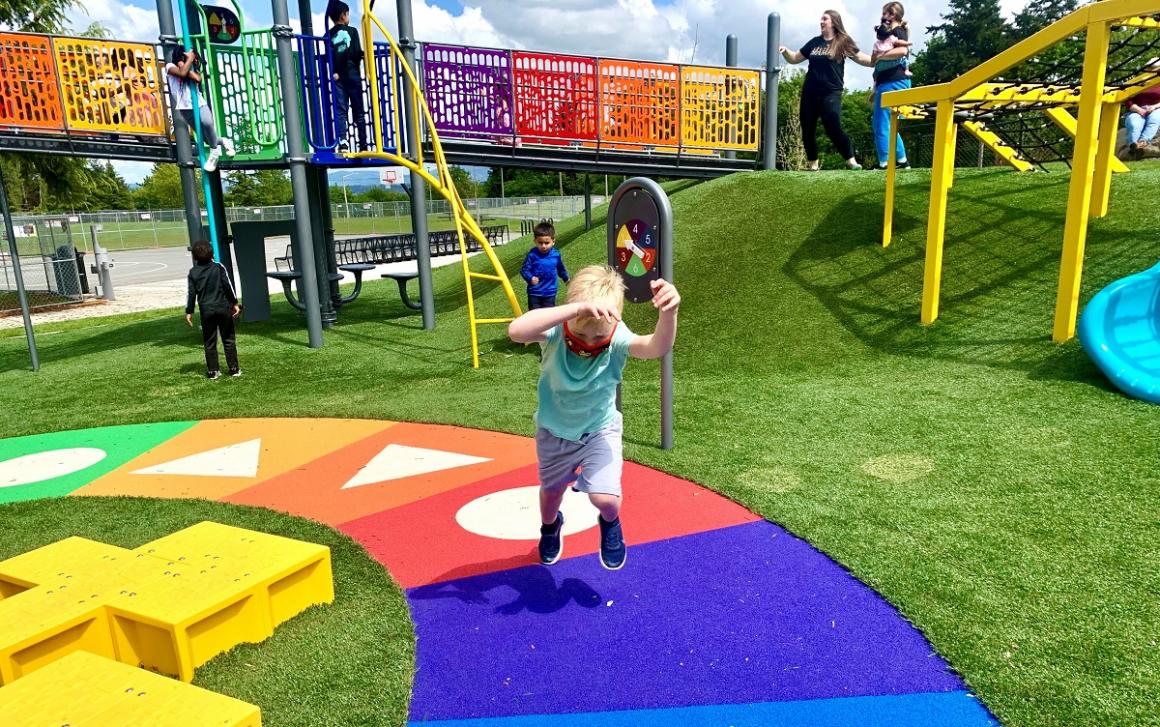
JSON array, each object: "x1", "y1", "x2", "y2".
[
  {"x1": 598, "y1": 516, "x2": 626, "y2": 570},
  {"x1": 538, "y1": 512, "x2": 564, "y2": 565}
]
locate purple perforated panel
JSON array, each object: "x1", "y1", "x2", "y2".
[{"x1": 421, "y1": 43, "x2": 513, "y2": 139}]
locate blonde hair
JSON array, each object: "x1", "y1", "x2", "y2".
[{"x1": 566, "y1": 264, "x2": 625, "y2": 331}]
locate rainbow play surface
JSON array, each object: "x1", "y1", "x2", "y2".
[{"x1": 0, "y1": 419, "x2": 996, "y2": 725}]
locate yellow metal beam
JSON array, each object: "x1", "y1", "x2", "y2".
[
  {"x1": 1045, "y1": 107, "x2": 1129, "y2": 173},
  {"x1": 882, "y1": 110, "x2": 899, "y2": 248},
  {"x1": 1090, "y1": 101, "x2": 1123, "y2": 218},
  {"x1": 922, "y1": 99, "x2": 957, "y2": 325},
  {"x1": 960, "y1": 121, "x2": 1035, "y2": 171},
  {"x1": 1054, "y1": 19, "x2": 1110, "y2": 342},
  {"x1": 1089, "y1": 0, "x2": 1160, "y2": 24}
]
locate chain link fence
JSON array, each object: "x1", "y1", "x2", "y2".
[
  {"x1": 7, "y1": 195, "x2": 595, "y2": 253},
  {"x1": 1, "y1": 217, "x2": 87, "y2": 316}
]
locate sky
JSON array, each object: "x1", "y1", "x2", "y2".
[{"x1": 57, "y1": 0, "x2": 1037, "y2": 184}]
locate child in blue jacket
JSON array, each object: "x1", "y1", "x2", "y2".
[{"x1": 520, "y1": 221, "x2": 569, "y2": 309}]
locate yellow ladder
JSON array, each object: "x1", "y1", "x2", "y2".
[{"x1": 347, "y1": 3, "x2": 522, "y2": 368}]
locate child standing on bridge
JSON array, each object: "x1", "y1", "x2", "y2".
[
  {"x1": 508, "y1": 265, "x2": 681, "y2": 571},
  {"x1": 327, "y1": 0, "x2": 368, "y2": 153},
  {"x1": 185, "y1": 240, "x2": 241, "y2": 380},
  {"x1": 520, "y1": 221, "x2": 569, "y2": 310}
]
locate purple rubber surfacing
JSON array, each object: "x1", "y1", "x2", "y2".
[{"x1": 406, "y1": 521, "x2": 968, "y2": 722}]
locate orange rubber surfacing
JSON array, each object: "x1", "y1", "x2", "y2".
[
  {"x1": 225, "y1": 422, "x2": 536, "y2": 525},
  {"x1": 76, "y1": 419, "x2": 395, "y2": 500}
]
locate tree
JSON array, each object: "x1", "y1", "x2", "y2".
[
  {"x1": 912, "y1": 0, "x2": 1013, "y2": 85},
  {"x1": 134, "y1": 164, "x2": 202, "y2": 210},
  {"x1": 1007, "y1": 0, "x2": 1081, "y2": 84},
  {"x1": 1011, "y1": 0, "x2": 1079, "y2": 40},
  {"x1": 353, "y1": 187, "x2": 407, "y2": 203},
  {"x1": 78, "y1": 162, "x2": 132, "y2": 211},
  {"x1": 446, "y1": 166, "x2": 477, "y2": 198},
  {"x1": 224, "y1": 170, "x2": 291, "y2": 207},
  {"x1": 0, "y1": 0, "x2": 76, "y2": 33}
]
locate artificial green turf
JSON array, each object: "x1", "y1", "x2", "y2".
[
  {"x1": 0, "y1": 497, "x2": 414, "y2": 726},
  {"x1": 2, "y1": 167, "x2": 1159, "y2": 726}
]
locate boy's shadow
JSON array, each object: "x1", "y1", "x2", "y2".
[{"x1": 410, "y1": 558, "x2": 602, "y2": 616}]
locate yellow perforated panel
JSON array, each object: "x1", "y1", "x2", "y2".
[
  {"x1": 680, "y1": 66, "x2": 760, "y2": 151},
  {"x1": 52, "y1": 37, "x2": 165, "y2": 135}
]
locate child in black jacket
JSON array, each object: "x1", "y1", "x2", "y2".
[
  {"x1": 327, "y1": 0, "x2": 367, "y2": 152},
  {"x1": 185, "y1": 240, "x2": 241, "y2": 379}
]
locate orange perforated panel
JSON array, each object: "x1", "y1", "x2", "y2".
[
  {"x1": 681, "y1": 66, "x2": 760, "y2": 151},
  {"x1": 0, "y1": 33, "x2": 66, "y2": 132},
  {"x1": 598, "y1": 60, "x2": 679, "y2": 148},
  {"x1": 512, "y1": 51, "x2": 598, "y2": 143},
  {"x1": 52, "y1": 37, "x2": 165, "y2": 135}
]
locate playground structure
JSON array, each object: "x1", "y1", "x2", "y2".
[
  {"x1": 879, "y1": 0, "x2": 1160, "y2": 348},
  {"x1": 0, "y1": 521, "x2": 334, "y2": 724},
  {"x1": 0, "y1": 0, "x2": 777, "y2": 367}
]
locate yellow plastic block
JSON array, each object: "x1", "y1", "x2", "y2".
[
  {"x1": 0, "y1": 583, "x2": 115, "y2": 686},
  {"x1": 105, "y1": 565, "x2": 274, "y2": 682},
  {"x1": 137, "y1": 521, "x2": 335, "y2": 628},
  {"x1": 0, "y1": 650, "x2": 261, "y2": 726},
  {"x1": 0, "y1": 537, "x2": 132, "y2": 600}
]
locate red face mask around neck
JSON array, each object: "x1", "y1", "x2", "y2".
[{"x1": 563, "y1": 321, "x2": 614, "y2": 359}]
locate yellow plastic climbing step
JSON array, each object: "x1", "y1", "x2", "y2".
[
  {"x1": 135, "y1": 521, "x2": 334, "y2": 629},
  {"x1": 0, "y1": 650, "x2": 261, "y2": 726}
]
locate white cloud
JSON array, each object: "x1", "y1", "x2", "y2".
[{"x1": 66, "y1": 0, "x2": 158, "y2": 43}]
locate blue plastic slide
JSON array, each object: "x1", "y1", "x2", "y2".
[{"x1": 1078, "y1": 262, "x2": 1160, "y2": 403}]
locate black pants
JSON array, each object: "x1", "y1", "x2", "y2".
[
  {"x1": 800, "y1": 90, "x2": 855, "y2": 162},
  {"x1": 201, "y1": 310, "x2": 239, "y2": 375},
  {"x1": 335, "y1": 77, "x2": 368, "y2": 151},
  {"x1": 528, "y1": 293, "x2": 557, "y2": 310}
]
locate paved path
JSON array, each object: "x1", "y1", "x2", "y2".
[{"x1": 0, "y1": 419, "x2": 998, "y2": 725}]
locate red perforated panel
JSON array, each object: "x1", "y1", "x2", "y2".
[{"x1": 512, "y1": 51, "x2": 598, "y2": 144}]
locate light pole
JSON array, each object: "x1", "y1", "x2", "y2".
[{"x1": 338, "y1": 171, "x2": 360, "y2": 219}]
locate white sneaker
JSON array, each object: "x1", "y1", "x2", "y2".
[
  {"x1": 221, "y1": 138, "x2": 236, "y2": 157},
  {"x1": 203, "y1": 146, "x2": 222, "y2": 173}
]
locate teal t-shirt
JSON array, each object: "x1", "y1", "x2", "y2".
[{"x1": 536, "y1": 322, "x2": 636, "y2": 441}]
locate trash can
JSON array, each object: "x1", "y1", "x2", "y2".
[
  {"x1": 52, "y1": 245, "x2": 81, "y2": 297},
  {"x1": 74, "y1": 250, "x2": 90, "y2": 294}
]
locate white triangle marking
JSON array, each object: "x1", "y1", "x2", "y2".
[
  {"x1": 341, "y1": 444, "x2": 491, "y2": 489},
  {"x1": 130, "y1": 438, "x2": 262, "y2": 478}
]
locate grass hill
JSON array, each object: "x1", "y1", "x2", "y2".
[{"x1": 3, "y1": 164, "x2": 1159, "y2": 726}]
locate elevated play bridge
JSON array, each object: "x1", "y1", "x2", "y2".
[{"x1": 0, "y1": 30, "x2": 762, "y2": 177}]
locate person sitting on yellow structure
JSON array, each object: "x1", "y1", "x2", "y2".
[{"x1": 1124, "y1": 80, "x2": 1160, "y2": 159}]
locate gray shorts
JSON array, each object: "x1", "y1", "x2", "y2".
[{"x1": 536, "y1": 413, "x2": 623, "y2": 497}]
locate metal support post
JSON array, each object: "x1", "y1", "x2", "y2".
[
  {"x1": 316, "y1": 167, "x2": 341, "y2": 310},
  {"x1": 921, "y1": 99, "x2": 956, "y2": 325},
  {"x1": 725, "y1": 34, "x2": 738, "y2": 160},
  {"x1": 207, "y1": 171, "x2": 234, "y2": 281},
  {"x1": 0, "y1": 169, "x2": 39, "y2": 370},
  {"x1": 584, "y1": 174, "x2": 592, "y2": 230},
  {"x1": 306, "y1": 169, "x2": 336, "y2": 326},
  {"x1": 1054, "y1": 20, "x2": 1111, "y2": 343},
  {"x1": 89, "y1": 225, "x2": 116, "y2": 301},
  {"x1": 762, "y1": 13, "x2": 781, "y2": 170},
  {"x1": 271, "y1": 0, "x2": 323, "y2": 347},
  {"x1": 156, "y1": 0, "x2": 203, "y2": 248},
  {"x1": 398, "y1": 0, "x2": 434, "y2": 330}
]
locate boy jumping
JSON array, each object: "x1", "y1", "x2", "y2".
[{"x1": 508, "y1": 264, "x2": 680, "y2": 570}]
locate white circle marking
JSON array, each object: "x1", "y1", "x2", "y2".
[{"x1": 0, "y1": 447, "x2": 108, "y2": 488}]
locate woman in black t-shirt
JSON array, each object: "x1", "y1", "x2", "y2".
[{"x1": 780, "y1": 10, "x2": 873, "y2": 170}]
